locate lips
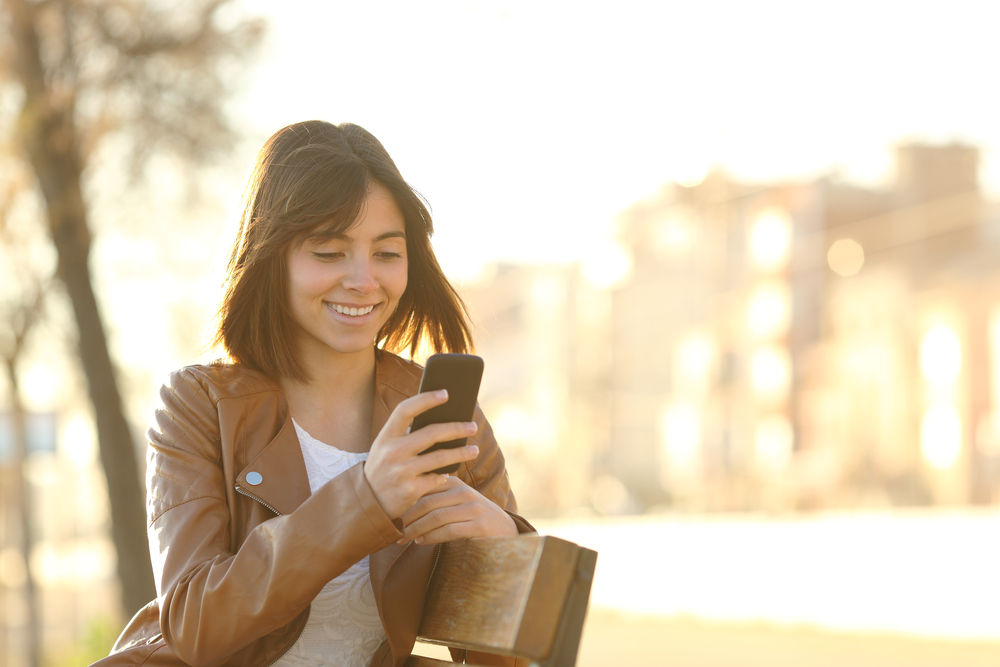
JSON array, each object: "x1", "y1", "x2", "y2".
[{"x1": 326, "y1": 303, "x2": 375, "y2": 317}]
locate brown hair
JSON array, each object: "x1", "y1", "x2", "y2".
[{"x1": 212, "y1": 120, "x2": 473, "y2": 381}]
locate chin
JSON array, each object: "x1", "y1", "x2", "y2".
[{"x1": 328, "y1": 336, "x2": 381, "y2": 356}]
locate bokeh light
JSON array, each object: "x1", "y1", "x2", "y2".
[
  {"x1": 749, "y1": 208, "x2": 792, "y2": 271},
  {"x1": 659, "y1": 402, "x2": 702, "y2": 477},
  {"x1": 921, "y1": 404, "x2": 962, "y2": 470},
  {"x1": 827, "y1": 238, "x2": 865, "y2": 276},
  {"x1": 750, "y1": 346, "x2": 791, "y2": 399},
  {"x1": 747, "y1": 283, "x2": 791, "y2": 339},
  {"x1": 920, "y1": 325, "x2": 962, "y2": 386}
]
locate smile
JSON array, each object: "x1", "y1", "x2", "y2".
[{"x1": 327, "y1": 303, "x2": 375, "y2": 317}]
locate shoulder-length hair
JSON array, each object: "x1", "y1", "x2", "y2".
[{"x1": 212, "y1": 120, "x2": 473, "y2": 381}]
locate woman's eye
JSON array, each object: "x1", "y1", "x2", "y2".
[
  {"x1": 375, "y1": 251, "x2": 403, "y2": 261},
  {"x1": 312, "y1": 252, "x2": 344, "y2": 261}
]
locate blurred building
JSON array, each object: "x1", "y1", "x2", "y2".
[
  {"x1": 0, "y1": 412, "x2": 119, "y2": 664},
  {"x1": 466, "y1": 143, "x2": 1000, "y2": 515},
  {"x1": 461, "y1": 265, "x2": 612, "y2": 517}
]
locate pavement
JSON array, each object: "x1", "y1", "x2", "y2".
[{"x1": 577, "y1": 611, "x2": 1000, "y2": 667}]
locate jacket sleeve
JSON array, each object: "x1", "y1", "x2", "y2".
[
  {"x1": 146, "y1": 368, "x2": 403, "y2": 667},
  {"x1": 458, "y1": 404, "x2": 535, "y2": 535}
]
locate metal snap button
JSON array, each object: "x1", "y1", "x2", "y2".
[{"x1": 246, "y1": 471, "x2": 263, "y2": 486}]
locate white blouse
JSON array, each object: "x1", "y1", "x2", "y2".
[{"x1": 273, "y1": 421, "x2": 388, "y2": 667}]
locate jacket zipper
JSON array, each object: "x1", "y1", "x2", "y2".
[
  {"x1": 263, "y1": 605, "x2": 310, "y2": 667},
  {"x1": 235, "y1": 484, "x2": 282, "y2": 516},
  {"x1": 235, "y1": 484, "x2": 312, "y2": 667}
]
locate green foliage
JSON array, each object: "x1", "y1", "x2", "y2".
[{"x1": 47, "y1": 615, "x2": 120, "y2": 667}]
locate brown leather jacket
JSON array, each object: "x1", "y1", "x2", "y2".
[{"x1": 95, "y1": 352, "x2": 532, "y2": 667}]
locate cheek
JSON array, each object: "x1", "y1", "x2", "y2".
[
  {"x1": 288, "y1": 261, "x2": 328, "y2": 299},
  {"x1": 389, "y1": 261, "x2": 409, "y2": 299}
]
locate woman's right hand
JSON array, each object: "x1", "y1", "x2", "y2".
[{"x1": 364, "y1": 390, "x2": 480, "y2": 520}]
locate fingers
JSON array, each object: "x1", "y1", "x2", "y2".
[
  {"x1": 364, "y1": 392, "x2": 481, "y2": 520},
  {"x1": 365, "y1": 464, "x2": 450, "y2": 521},
  {"x1": 412, "y1": 443, "x2": 478, "y2": 475},
  {"x1": 365, "y1": 391, "x2": 485, "y2": 521},
  {"x1": 397, "y1": 478, "x2": 518, "y2": 545},
  {"x1": 382, "y1": 390, "x2": 449, "y2": 437},
  {"x1": 399, "y1": 477, "x2": 467, "y2": 527},
  {"x1": 407, "y1": 421, "x2": 478, "y2": 458},
  {"x1": 383, "y1": 390, "x2": 480, "y2": 458}
]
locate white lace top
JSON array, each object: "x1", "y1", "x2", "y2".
[{"x1": 273, "y1": 421, "x2": 388, "y2": 667}]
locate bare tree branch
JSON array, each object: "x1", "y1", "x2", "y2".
[{"x1": 1, "y1": 0, "x2": 264, "y2": 618}]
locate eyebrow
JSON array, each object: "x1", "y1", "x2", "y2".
[{"x1": 309, "y1": 230, "x2": 406, "y2": 243}]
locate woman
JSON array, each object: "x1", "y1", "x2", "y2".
[{"x1": 98, "y1": 121, "x2": 532, "y2": 667}]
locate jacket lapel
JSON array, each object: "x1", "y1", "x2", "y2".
[{"x1": 234, "y1": 401, "x2": 311, "y2": 516}]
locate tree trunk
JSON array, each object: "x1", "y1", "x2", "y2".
[{"x1": 7, "y1": 0, "x2": 156, "y2": 617}]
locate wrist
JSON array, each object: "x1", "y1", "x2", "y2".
[
  {"x1": 500, "y1": 511, "x2": 519, "y2": 536},
  {"x1": 363, "y1": 462, "x2": 398, "y2": 520}
]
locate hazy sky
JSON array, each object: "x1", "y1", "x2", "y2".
[{"x1": 232, "y1": 0, "x2": 1000, "y2": 276}]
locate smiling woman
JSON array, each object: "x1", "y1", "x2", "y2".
[
  {"x1": 93, "y1": 121, "x2": 531, "y2": 667},
  {"x1": 213, "y1": 122, "x2": 473, "y2": 383}
]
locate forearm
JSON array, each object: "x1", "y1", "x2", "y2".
[{"x1": 155, "y1": 464, "x2": 401, "y2": 665}]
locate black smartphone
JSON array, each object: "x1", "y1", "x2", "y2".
[{"x1": 411, "y1": 353, "x2": 484, "y2": 474}]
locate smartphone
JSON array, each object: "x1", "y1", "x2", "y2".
[{"x1": 411, "y1": 353, "x2": 484, "y2": 474}]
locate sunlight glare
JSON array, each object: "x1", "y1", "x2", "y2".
[
  {"x1": 61, "y1": 413, "x2": 97, "y2": 468},
  {"x1": 747, "y1": 282, "x2": 791, "y2": 339},
  {"x1": 750, "y1": 346, "x2": 791, "y2": 399},
  {"x1": 654, "y1": 207, "x2": 696, "y2": 257},
  {"x1": 659, "y1": 402, "x2": 701, "y2": 478},
  {"x1": 921, "y1": 404, "x2": 962, "y2": 469},
  {"x1": 749, "y1": 207, "x2": 791, "y2": 271},
  {"x1": 581, "y1": 242, "x2": 633, "y2": 289},
  {"x1": 920, "y1": 324, "x2": 962, "y2": 386},
  {"x1": 491, "y1": 405, "x2": 533, "y2": 450}
]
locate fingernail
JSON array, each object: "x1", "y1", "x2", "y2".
[
  {"x1": 414, "y1": 536, "x2": 424, "y2": 544},
  {"x1": 466, "y1": 422, "x2": 478, "y2": 434},
  {"x1": 469, "y1": 445, "x2": 479, "y2": 456},
  {"x1": 436, "y1": 389, "x2": 448, "y2": 399}
]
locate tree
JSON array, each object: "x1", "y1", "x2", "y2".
[
  {"x1": 0, "y1": 164, "x2": 49, "y2": 667},
  {"x1": 1, "y1": 0, "x2": 263, "y2": 617}
]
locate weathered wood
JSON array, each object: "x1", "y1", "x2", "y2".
[
  {"x1": 546, "y1": 547, "x2": 598, "y2": 667},
  {"x1": 405, "y1": 657, "x2": 453, "y2": 667},
  {"x1": 411, "y1": 535, "x2": 597, "y2": 667}
]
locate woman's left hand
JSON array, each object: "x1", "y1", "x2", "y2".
[{"x1": 398, "y1": 476, "x2": 518, "y2": 545}]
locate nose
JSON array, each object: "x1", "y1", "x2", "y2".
[{"x1": 342, "y1": 255, "x2": 378, "y2": 294}]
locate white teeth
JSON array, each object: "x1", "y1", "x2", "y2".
[{"x1": 331, "y1": 304, "x2": 373, "y2": 317}]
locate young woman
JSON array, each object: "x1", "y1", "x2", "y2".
[{"x1": 97, "y1": 121, "x2": 531, "y2": 667}]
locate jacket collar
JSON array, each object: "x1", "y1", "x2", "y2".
[{"x1": 232, "y1": 350, "x2": 417, "y2": 516}]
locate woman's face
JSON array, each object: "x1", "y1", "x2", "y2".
[{"x1": 285, "y1": 182, "x2": 408, "y2": 363}]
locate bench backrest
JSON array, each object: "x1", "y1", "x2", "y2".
[{"x1": 406, "y1": 535, "x2": 598, "y2": 667}]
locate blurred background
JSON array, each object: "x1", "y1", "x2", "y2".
[{"x1": 2, "y1": 0, "x2": 1000, "y2": 665}]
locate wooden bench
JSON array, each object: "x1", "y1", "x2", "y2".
[{"x1": 406, "y1": 535, "x2": 598, "y2": 667}]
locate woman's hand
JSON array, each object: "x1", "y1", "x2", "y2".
[
  {"x1": 397, "y1": 476, "x2": 519, "y2": 545},
  {"x1": 364, "y1": 390, "x2": 481, "y2": 520}
]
